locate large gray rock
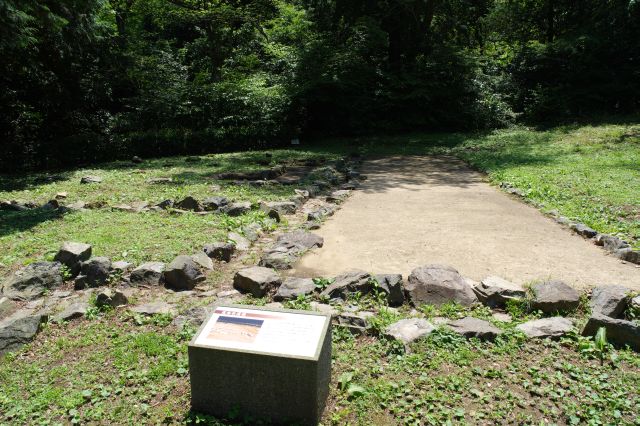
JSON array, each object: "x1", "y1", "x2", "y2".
[
  {"x1": 221, "y1": 202, "x2": 251, "y2": 216},
  {"x1": 0, "y1": 313, "x2": 46, "y2": 355},
  {"x1": 590, "y1": 285, "x2": 630, "y2": 318},
  {"x1": 129, "y1": 262, "x2": 165, "y2": 286},
  {"x1": 307, "y1": 205, "x2": 336, "y2": 222},
  {"x1": 95, "y1": 289, "x2": 128, "y2": 308},
  {"x1": 516, "y1": 317, "x2": 574, "y2": 339},
  {"x1": 172, "y1": 306, "x2": 213, "y2": 329},
  {"x1": 175, "y1": 196, "x2": 203, "y2": 212},
  {"x1": 326, "y1": 190, "x2": 350, "y2": 203},
  {"x1": 163, "y1": 255, "x2": 206, "y2": 291},
  {"x1": 259, "y1": 231, "x2": 324, "y2": 270},
  {"x1": 319, "y1": 270, "x2": 372, "y2": 299},
  {"x1": 74, "y1": 257, "x2": 112, "y2": 289},
  {"x1": 448, "y1": 317, "x2": 502, "y2": 341},
  {"x1": 233, "y1": 267, "x2": 282, "y2": 297},
  {"x1": 202, "y1": 196, "x2": 229, "y2": 211},
  {"x1": 203, "y1": 242, "x2": 235, "y2": 262},
  {"x1": 406, "y1": 265, "x2": 477, "y2": 307},
  {"x1": 582, "y1": 313, "x2": 640, "y2": 351},
  {"x1": 53, "y1": 242, "x2": 92, "y2": 276},
  {"x1": 631, "y1": 295, "x2": 640, "y2": 310},
  {"x1": 53, "y1": 302, "x2": 89, "y2": 322},
  {"x1": 2, "y1": 262, "x2": 63, "y2": 300},
  {"x1": 614, "y1": 248, "x2": 640, "y2": 265},
  {"x1": 473, "y1": 276, "x2": 525, "y2": 308},
  {"x1": 0, "y1": 297, "x2": 13, "y2": 318},
  {"x1": 335, "y1": 311, "x2": 374, "y2": 335},
  {"x1": 228, "y1": 232, "x2": 251, "y2": 251},
  {"x1": 261, "y1": 201, "x2": 297, "y2": 215},
  {"x1": 191, "y1": 252, "x2": 214, "y2": 271},
  {"x1": 273, "y1": 278, "x2": 316, "y2": 301},
  {"x1": 570, "y1": 223, "x2": 597, "y2": 238},
  {"x1": 384, "y1": 318, "x2": 436, "y2": 345},
  {"x1": 531, "y1": 280, "x2": 580, "y2": 313},
  {"x1": 374, "y1": 274, "x2": 405, "y2": 306},
  {"x1": 276, "y1": 231, "x2": 324, "y2": 250},
  {"x1": 595, "y1": 234, "x2": 629, "y2": 252}
]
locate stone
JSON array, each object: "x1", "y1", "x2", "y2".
[
  {"x1": 516, "y1": 317, "x2": 574, "y2": 339},
  {"x1": 2, "y1": 262, "x2": 63, "y2": 301},
  {"x1": 294, "y1": 189, "x2": 310, "y2": 199},
  {"x1": 309, "y1": 302, "x2": 339, "y2": 317},
  {"x1": 172, "y1": 306, "x2": 213, "y2": 329},
  {"x1": 265, "y1": 302, "x2": 284, "y2": 310},
  {"x1": 80, "y1": 175, "x2": 102, "y2": 184},
  {"x1": 74, "y1": 257, "x2": 112, "y2": 289},
  {"x1": 66, "y1": 201, "x2": 87, "y2": 211},
  {"x1": 40, "y1": 199, "x2": 59, "y2": 210},
  {"x1": 0, "y1": 297, "x2": 13, "y2": 318},
  {"x1": 228, "y1": 232, "x2": 251, "y2": 251},
  {"x1": 259, "y1": 231, "x2": 324, "y2": 270},
  {"x1": 336, "y1": 311, "x2": 374, "y2": 334},
  {"x1": 52, "y1": 302, "x2": 89, "y2": 322},
  {"x1": 307, "y1": 205, "x2": 336, "y2": 222},
  {"x1": 129, "y1": 262, "x2": 165, "y2": 286},
  {"x1": 147, "y1": 177, "x2": 173, "y2": 184},
  {"x1": 220, "y1": 202, "x2": 251, "y2": 216},
  {"x1": 473, "y1": 276, "x2": 525, "y2": 308},
  {"x1": 320, "y1": 270, "x2": 372, "y2": 299},
  {"x1": 233, "y1": 266, "x2": 282, "y2": 297},
  {"x1": 175, "y1": 196, "x2": 203, "y2": 212},
  {"x1": 261, "y1": 201, "x2": 297, "y2": 215},
  {"x1": 491, "y1": 312, "x2": 512, "y2": 322},
  {"x1": 85, "y1": 200, "x2": 108, "y2": 209},
  {"x1": 405, "y1": 265, "x2": 477, "y2": 307},
  {"x1": 202, "y1": 196, "x2": 229, "y2": 211},
  {"x1": 191, "y1": 252, "x2": 214, "y2": 271},
  {"x1": 614, "y1": 248, "x2": 640, "y2": 265},
  {"x1": 374, "y1": 274, "x2": 405, "y2": 306},
  {"x1": 156, "y1": 199, "x2": 174, "y2": 209},
  {"x1": 590, "y1": 285, "x2": 630, "y2": 317},
  {"x1": 266, "y1": 208, "x2": 281, "y2": 222},
  {"x1": 112, "y1": 261, "x2": 134, "y2": 272},
  {"x1": 54, "y1": 241, "x2": 92, "y2": 276},
  {"x1": 0, "y1": 313, "x2": 46, "y2": 355},
  {"x1": 95, "y1": 289, "x2": 128, "y2": 308},
  {"x1": 326, "y1": 190, "x2": 350, "y2": 203},
  {"x1": 274, "y1": 278, "x2": 316, "y2": 301},
  {"x1": 384, "y1": 318, "x2": 436, "y2": 345},
  {"x1": 189, "y1": 306, "x2": 331, "y2": 425},
  {"x1": 570, "y1": 223, "x2": 597, "y2": 238},
  {"x1": 163, "y1": 255, "x2": 206, "y2": 291},
  {"x1": 582, "y1": 313, "x2": 640, "y2": 351},
  {"x1": 132, "y1": 155, "x2": 143, "y2": 163},
  {"x1": 241, "y1": 223, "x2": 263, "y2": 242},
  {"x1": 130, "y1": 301, "x2": 176, "y2": 316},
  {"x1": 531, "y1": 280, "x2": 580, "y2": 313},
  {"x1": 595, "y1": 234, "x2": 630, "y2": 251},
  {"x1": 217, "y1": 289, "x2": 241, "y2": 299},
  {"x1": 203, "y1": 242, "x2": 235, "y2": 262},
  {"x1": 448, "y1": 317, "x2": 502, "y2": 341},
  {"x1": 277, "y1": 230, "x2": 324, "y2": 250},
  {"x1": 631, "y1": 296, "x2": 640, "y2": 310},
  {"x1": 55, "y1": 192, "x2": 68, "y2": 199}
]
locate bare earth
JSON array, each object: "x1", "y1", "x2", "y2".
[{"x1": 291, "y1": 156, "x2": 640, "y2": 290}]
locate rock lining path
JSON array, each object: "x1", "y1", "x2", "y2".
[{"x1": 291, "y1": 156, "x2": 640, "y2": 290}]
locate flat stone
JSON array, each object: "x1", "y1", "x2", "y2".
[
  {"x1": 95, "y1": 289, "x2": 128, "y2": 308},
  {"x1": 220, "y1": 202, "x2": 251, "y2": 216},
  {"x1": 374, "y1": 274, "x2": 405, "y2": 306},
  {"x1": 191, "y1": 252, "x2": 214, "y2": 271},
  {"x1": 54, "y1": 241, "x2": 92, "y2": 276},
  {"x1": 326, "y1": 190, "x2": 351, "y2": 203},
  {"x1": 259, "y1": 231, "x2": 324, "y2": 270},
  {"x1": 261, "y1": 201, "x2": 297, "y2": 215},
  {"x1": 0, "y1": 313, "x2": 46, "y2": 355},
  {"x1": 202, "y1": 196, "x2": 229, "y2": 211},
  {"x1": 130, "y1": 301, "x2": 176, "y2": 316},
  {"x1": 320, "y1": 270, "x2": 372, "y2": 299},
  {"x1": 80, "y1": 176, "x2": 102, "y2": 184},
  {"x1": 582, "y1": 313, "x2": 640, "y2": 351},
  {"x1": 406, "y1": 264, "x2": 477, "y2": 307},
  {"x1": 474, "y1": 276, "x2": 525, "y2": 308},
  {"x1": 163, "y1": 255, "x2": 206, "y2": 291},
  {"x1": 233, "y1": 267, "x2": 282, "y2": 297},
  {"x1": 203, "y1": 242, "x2": 235, "y2": 262},
  {"x1": 491, "y1": 312, "x2": 512, "y2": 322},
  {"x1": 516, "y1": 317, "x2": 574, "y2": 339},
  {"x1": 384, "y1": 318, "x2": 436, "y2": 344},
  {"x1": 448, "y1": 317, "x2": 502, "y2": 341},
  {"x1": 217, "y1": 289, "x2": 241, "y2": 299},
  {"x1": 307, "y1": 205, "x2": 336, "y2": 222},
  {"x1": 2, "y1": 262, "x2": 63, "y2": 301},
  {"x1": 74, "y1": 257, "x2": 112, "y2": 289},
  {"x1": 53, "y1": 302, "x2": 89, "y2": 322},
  {"x1": 65, "y1": 201, "x2": 87, "y2": 211},
  {"x1": 172, "y1": 306, "x2": 213, "y2": 329},
  {"x1": 228, "y1": 232, "x2": 251, "y2": 251},
  {"x1": 274, "y1": 278, "x2": 316, "y2": 301},
  {"x1": 336, "y1": 311, "x2": 374, "y2": 334},
  {"x1": 570, "y1": 223, "x2": 597, "y2": 238},
  {"x1": 595, "y1": 234, "x2": 630, "y2": 251},
  {"x1": 130, "y1": 262, "x2": 165, "y2": 286},
  {"x1": 590, "y1": 285, "x2": 630, "y2": 317},
  {"x1": 531, "y1": 280, "x2": 580, "y2": 313}
]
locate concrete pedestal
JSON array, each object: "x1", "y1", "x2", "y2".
[{"x1": 189, "y1": 305, "x2": 332, "y2": 425}]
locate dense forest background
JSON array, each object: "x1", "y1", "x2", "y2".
[{"x1": 1, "y1": 0, "x2": 639, "y2": 171}]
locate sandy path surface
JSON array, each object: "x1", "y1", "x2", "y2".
[{"x1": 291, "y1": 156, "x2": 640, "y2": 290}]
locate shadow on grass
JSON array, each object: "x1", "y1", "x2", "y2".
[{"x1": 0, "y1": 209, "x2": 68, "y2": 238}]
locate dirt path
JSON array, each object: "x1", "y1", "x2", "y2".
[{"x1": 291, "y1": 156, "x2": 640, "y2": 290}]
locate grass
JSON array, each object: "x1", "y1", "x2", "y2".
[{"x1": 1, "y1": 120, "x2": 639, "y2": 425}]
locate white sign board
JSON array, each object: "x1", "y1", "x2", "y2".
[{"x1": 194, "y1": 306, "x2": 327, "y2": 358}]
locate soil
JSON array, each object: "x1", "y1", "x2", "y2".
[{"x1": 291, "y1": 156, "x2": 640, "y2": 290}]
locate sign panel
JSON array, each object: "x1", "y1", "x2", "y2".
[{"x1": 194, "y1": 306, "x2": 327, "y2": 358}]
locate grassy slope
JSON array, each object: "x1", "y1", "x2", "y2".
[{"x1": 1, "y1": 121, "x2": 639, "y2": 425}]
